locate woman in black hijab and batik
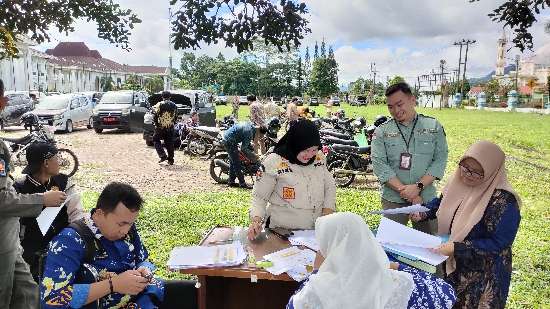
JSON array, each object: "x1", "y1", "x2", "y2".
[{"x1": 248, "y1": 119, "x2": 336, "y2": 240}]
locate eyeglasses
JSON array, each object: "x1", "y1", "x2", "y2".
[{"x1": 459, "y1": 163, "x2": 484, "y2": 179}]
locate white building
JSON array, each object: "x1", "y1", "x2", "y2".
[{"x1": 0, "y1": 41, "x2": 169, "y2": 93}]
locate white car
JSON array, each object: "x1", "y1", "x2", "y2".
[{"x1": 31, "y1": 93, "x2": 94, "y2": 133}]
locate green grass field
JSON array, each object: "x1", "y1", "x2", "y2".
[{"x1": 82, "y1": 104, "x2": 550, "y2": 308}]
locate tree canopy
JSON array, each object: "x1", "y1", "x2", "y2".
[
  {"x1": 0, "y1": 0, "x2": 141, "y2": 59},
  {"x1": 472, "y1": 0, "x2": 550, "y2": 51},
  {"x1": 170, "y1": 0, "x2": 310, "y2": 53}
]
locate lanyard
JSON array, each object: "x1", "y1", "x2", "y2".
[{"x1": 395, "y1": 115, "x2": 418, "y2": 153}]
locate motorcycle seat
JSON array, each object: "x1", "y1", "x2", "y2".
[
  {"x1": 332, "y1": 144, "x2": 371, "y2": 154},
  {"x1": 194, "y1": 126, "x2": 221, "y2": 134},
  {"x1": 364, "y1": 125, "x2": 376, "y2": 135},
  {"x1": 322, "y1": 136, "x2": 358, "y2": 147},
  {"x1": 1, "y1": 135, "x2": 32, "y2": 145},
  {"x1": 319, "y1": 129, "x2": 353, "y2": 140}
]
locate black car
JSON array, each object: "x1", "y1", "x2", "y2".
[
  {"x1": 0, "y1": 91, "x2": 34, "y2": 130},
  {"x1": 92, "y1": 90, "x2": 150, "y2": 133},
  {"x1": 352, "y1": 95, "x2": 368, "y2": 106},
  {"x1": 309, "y1": 97, "x2": 319, "y2": 106}
]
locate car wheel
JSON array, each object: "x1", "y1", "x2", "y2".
[
  {"x1": 94, "y1": 128, "x2": 103, "y2": 133},
  {"x1": 65, "y1": 120, "x2": 73, "y2": 133},
  {"x1": 87, "y1": 117, "x2": 93, "y2": 129}
]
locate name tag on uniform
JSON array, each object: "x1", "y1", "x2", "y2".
[{"x1": 399, "y1": 153, "x2": 412, "y2": 170}]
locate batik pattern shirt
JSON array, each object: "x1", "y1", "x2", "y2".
[
  {"x1": 424, "y1": 189, "x2": 520, "y2": 309},
  {"x1": 40, "y1": 215, "x2": 164, "y2": 308}
]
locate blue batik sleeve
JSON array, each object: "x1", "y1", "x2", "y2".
[{"x1": 41, "y1": 228, "x2": 89, "y2": 308}]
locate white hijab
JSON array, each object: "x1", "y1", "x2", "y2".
[{"x1": 292, "y1": 212, "x2": 414, "y2": 309}]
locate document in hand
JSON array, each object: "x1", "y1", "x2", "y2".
[
  {"x1": 167, "y1": 242, "x2": 246, "y2": 270},
  {"x1": 376, "y1": 218, "x2": 448, "y2": 266},
  {"x1": 36, "y1": 192, "x2": 80, "y2": 236},
  {"x1": 369, "y1": 204, "x2": 430, "y2": 215}
]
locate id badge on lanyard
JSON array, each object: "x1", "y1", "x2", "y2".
[
  {"x1": 397, "y1": 117, "x2": 418, "y2": 171},
  {"x1": 399, "y1": 152, "x2": 412, "y2": 170}
]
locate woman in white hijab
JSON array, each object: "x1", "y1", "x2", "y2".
[
  {"x1": 287, "y1": 212, "x2": 456, "y2": 309},
  {"x1": 411, "y1": 140, "x2": 521, "y2": 308}
]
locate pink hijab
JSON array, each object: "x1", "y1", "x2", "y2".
[{"x1": 436, "y1": 140, "x2": 521, "y2": 274}]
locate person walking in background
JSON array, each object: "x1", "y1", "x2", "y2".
[{"x1": 232, "y1": 95, "x2": 240, "y2": 120}]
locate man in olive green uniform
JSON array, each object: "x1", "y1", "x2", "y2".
[
  {"x1": 0, "y1": 78, "x2": 66, "y2": 308},
  {"x1": 371, "y1": 82, "x2": 448, "y2": 234}
]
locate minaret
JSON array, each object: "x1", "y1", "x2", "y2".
[{"x1": 496, "y1": 30, "x2": 507, "y2": 76}]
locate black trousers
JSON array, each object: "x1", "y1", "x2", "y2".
[
  {"x1": 160, "y1": 280, "x2": 197, "y2": 309},
  {"x1": 153, "y1": 128, "x2": 175, "y2": 160}
]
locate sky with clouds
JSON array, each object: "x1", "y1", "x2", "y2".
[{"x1": 37, "y1": 0, "x2": 550, "y2": 86}]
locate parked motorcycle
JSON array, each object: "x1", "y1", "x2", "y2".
[
  {"x1": 208, "y1": 117, "x2": 281, "y2": 185},
  {"x1": 185, "y1": 126, "x2": 222, "y2": 156},
  {"x1": 324, "y1": 115, "x2": 388, "y2": 187},
  {"x1": 326, "y1": 144, "x2": 372, "y2": 187},
  {"x1": 1, "y1": 114, "x2": 79, "y2": 177}
]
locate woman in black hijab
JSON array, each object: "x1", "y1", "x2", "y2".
[{"x1": 248, "y1": 119, "x2": 336, "y2": 240}]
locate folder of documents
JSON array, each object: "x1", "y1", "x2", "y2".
[
  {"x1": 167, "y1": 241, "x2": 246, "y2": 270},
  {"x1": 376, "y1": 218, "x2": 448, "y2": 266}
]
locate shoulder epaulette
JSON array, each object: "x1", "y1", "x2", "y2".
[
  {"x1": 418, "y1": 114, "x2": 435, "y2": 119},
  {"x1": 379, "y1": 118, "x2": 395, "y2": 127}
]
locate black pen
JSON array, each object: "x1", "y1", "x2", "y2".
[{"x1": 64, "y1": 184, "x2": 75, "y2": 193}]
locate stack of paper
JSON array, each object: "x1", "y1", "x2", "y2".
[
  {"x1": 263, "y1": 246, "x2": 316, "y2": 281},
  {"x1": 167, "y1": 242, "x2": 246, "y2": 270},
  {"x1": 36, "y1": 193, "x2": 80, "y2": 236},
  {"x1": 288, "y1": 230, "x2": 320, "y2": 252},
  {"x1": 376, "y1": 217, "x2": 448, "y2": 266}
]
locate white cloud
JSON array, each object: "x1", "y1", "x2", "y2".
[{"x1": 35, "y1": 0, "x2": 550, "y2": 84}]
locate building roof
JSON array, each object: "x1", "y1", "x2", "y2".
[
  {"x1": 124, "y1": 65, "x2": 168, "y2": 74},
  {"x1": 518, "y1": 85, "x2": 533, "y2": 96},
  {"x1": 42, "y1": 42, "x2": 167, "y2": 75},
  {"x1": 468, "y1": 86, "x2": 483, "y2": 95}
]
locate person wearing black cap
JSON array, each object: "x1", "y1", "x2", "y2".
[
  {"x1": 0, "y1": 78, "x2": 67, "y2": 308},
  {"x1": 248, "y1": 119, "x2": 336, "y2": 240},
  {"x1": 14, "y1": 142, "x2": 85, "y2": 283},
  {"x1": 153, "y1": 91, "x2": 178, "y2": 165}
]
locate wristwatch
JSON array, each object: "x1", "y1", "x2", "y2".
[{"x1": 416, "y1": 181, "x2": 424, "y2": 191}]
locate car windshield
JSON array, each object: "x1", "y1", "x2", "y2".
[
  {"x1": 36, "y1": 96, "x2": 69, "y2": 110},
  {"x1": 100, "y1": 92, "x2": 133, "y2": 104}
]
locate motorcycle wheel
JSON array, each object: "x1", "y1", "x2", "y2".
[
  {"x1": 57, "y1": 148, "x2": 79, "y2": 177},
  {"x1": 209, "y1": 153, "x2": 230, "y2": 184},
  {"x1": 328, "y1": 159, "x2": 355, "y2": 187},
  {"x1": 188, "y1": 139, "x2": 209, "y2": 156}
]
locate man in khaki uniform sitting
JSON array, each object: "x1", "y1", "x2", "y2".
[
  {"x1": 0, "y1": 78, "x2": 66, "y2": 308},
  {"x1": 248, "y1": 119, "x2": 336, "y2": 240},
  {"x1": 371, "y1": 82, "x2": 448, "y2": 234}
]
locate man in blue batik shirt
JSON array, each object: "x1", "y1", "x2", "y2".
[{"x1": 40, "y1": 182, "x2": 164, "y2": 308}]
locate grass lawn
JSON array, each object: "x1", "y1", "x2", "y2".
[{"x1": 82, "y1": 104, "x2": 549, "y2": 308}]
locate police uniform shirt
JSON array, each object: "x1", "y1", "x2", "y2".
[
  {"x1": 371, "y1": 114, "x2": 448, "y2": 203},
  {"x1": 0, "y1": 141, "x2": 44, "y2": 256},
  {"x1": 250, "y1": 151, "x2": 336, "y2": 230}
]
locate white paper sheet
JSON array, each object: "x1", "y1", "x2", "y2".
[
  {"x1": 376, "y1": 217, "x2": 441, "y2": 248},
  {"x1": 369, "y1": 204, "x2": 430, "y2": 215},
  {"x1": 264, "y1": 246, "x2": 316, "y2": 280},
  {"x1": 288, "y1": 230, "x2": 319, "y2": 251},
  {"x1": 36, "y1": 193, "x2": 79, "y2": 236},
  {"x1": 383, "y1": 243, "x2": 448, "y2": 266},
  {"x1": 167, "y1": 242, "x2": 246, "y2": 270}
]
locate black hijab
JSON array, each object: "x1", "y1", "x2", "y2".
[{"x1": 273, "y1": 119, "x2": 321, "y2": 166}]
